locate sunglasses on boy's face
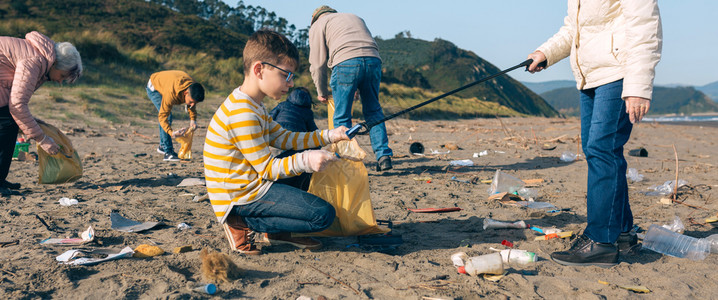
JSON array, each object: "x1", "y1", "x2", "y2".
[{"x1": 261, "y1": 62, "x2": 295, "y2": 82}]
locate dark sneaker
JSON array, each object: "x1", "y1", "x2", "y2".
[
  {"x1": 617, "y1": 231, "x2": 641, "y2": 255},
  {"x1": 0, "y1": 180, "x2": 21, "y2": 190},
  {"x1": 156, "y1": 147, "x2": 166, "y2": 154},
  {"x1": 163, "y1": 152, "x2": 180, "y2": 162},
  {"x1": 550, "y1": 234, "x2": 618, "y2": 267},
  {"x1": 376, "y1": 156, "x2": 393, "y2": 172},
  {"x1": 223, "y1": 215, "x2": 261, "y2": 255},
  {"x1": 264, "y1": 233, "x2": 322, "y2": 250}
]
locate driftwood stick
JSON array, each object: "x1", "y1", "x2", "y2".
[
  {"x1": 35, "y1": 214, "x2": 54, "y2": 232},
  {"x1": 307, "y1": 264, "x2": 361, "y2": 295},
  {"x1": 672, "y1": 144, "x2": 678, "y2": 202},
  {"x1": 495, "y1": 114, "x2": 512, "y2": 138},
  {"x1": 531, "y1": 127, "x2": 538, "y2": 147}
]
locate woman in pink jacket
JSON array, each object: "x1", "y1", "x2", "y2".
[
  {"x1": 0, "y1": 31, "x2": 82, "y2": 194},
  {"x1": 526, "y1": 0, "x2": 661, "y2": 267}
]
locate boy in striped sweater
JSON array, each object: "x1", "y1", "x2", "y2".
[{"x1": 203, "y1": 30, "x2": 350, "y2": 255}]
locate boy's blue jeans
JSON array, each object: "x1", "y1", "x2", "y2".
[
  {"x1": 230, "y1": 175, "x2": 335, "y2": 234},
  {"x1": 330, "y1": 57, "x2": 393, "y2": 160},
  {"x1": 146, "y1": 87, "x2": 174, "y2": 154},
  {"x1": 580, "y1": 79, "x2": 634, "y2": 244}
]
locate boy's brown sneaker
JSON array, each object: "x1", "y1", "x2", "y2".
[
  {"x1": 223, "y1": 215, "x2": 261, "y2": 255},
  {"x1": 263, "y1": 233, "x2": 322, "y2": 250}
]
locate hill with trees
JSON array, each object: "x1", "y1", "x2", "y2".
[
  {"x1": 540, "y1": 86, "x2": 718, "y2": 116},
  {"x1": 0, "y1": 0, "x2": 557, "y2": 121}
]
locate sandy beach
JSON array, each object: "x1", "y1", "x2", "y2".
[{"x1": 1, "y1": 113, "x2": 717, "y2": 299}]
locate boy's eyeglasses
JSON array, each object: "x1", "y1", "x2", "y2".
[{"x1": 261, "y1": 62, "x2": 295, "y2": 82}]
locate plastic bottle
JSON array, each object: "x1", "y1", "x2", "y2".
[
  {"x1": 705, "y1": 234, "x2": 718, "y2": 253},
  {"x1": 191, "y1": 283, "x2": 217, "y2": 295},
  {"x1": 462, "y1": 253, "x2": 505, "y2": 276},
  {"x1": 642, "y1": 224, "x2": 709, "y2": 260},
  {"x1": 498, "y1": 249, "x2": 537, "y2": 267}
]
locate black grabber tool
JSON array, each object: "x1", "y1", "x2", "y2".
[{"x1": 345, "y1": 58, "x2": 547, "y2": 138}]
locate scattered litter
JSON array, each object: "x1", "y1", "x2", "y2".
[
  {"x1": 705, "y1": 234, "x2": 718, "y2": 253},
  {"x1": 110, "y1": 212, "x2": 160, "y2": 233},
  {"x1": 450, "y1": 176, "x2": 471, "y2": 183},
  {"x1": 522, "y1": 178, "x2": 544, "y2": 187},
  {"x1": 174, "y1": 245, "x2": 193, "y2": 253},
  {"x1": 177, "y1": 223, "x2": 192, "y2": 230},
  {"x1": 429, "y1": 149, "x2": 450, "y2": 155},
  {"x1": 541, "y1": 144, "x2": 557, "y2": 151},
  {"x1": 642, "y1": 224, "x2": 708, "y2": 260},
  {"x1": 56, "y1": 247, "x2": 134, "y2": 266},
  {"x1": 628, "y1": 147, "x2": 649, "y2": 157},
  {"x1": 546, "y1": 208, "x2": 571, "y2": 213},
  {"x1": 645, "y1": 179, "x2": 688, "y2": 196},
  {"x1": 516, "y1": 201, "x2": 556, "y2": 210},
  {"x1": 534, "y1": 231, "x2": 573, "y2": 241},
  {"x1": 449, "y1": 159, "x2": 473, "y2": 167},
  {"x1": 598, "y1": 280, "x2": 651, "y2": 293},
  {"x1": 193, "y1": 194, "x2": 209, "y2": 202},
  {"x1": 501, "y1": 240, "x2": 513, "y2": 248},
  {"x1": 177, "y1": 178, "x2": 206, "y2": 187},
  {"x1": 40, "y1": 226, "x2": 94, "y2": 245},
  {"x1": 133, "y1": 153, "x2": 147, "y2": 157},
  {"x1": 529, "y1": 226, "x2": 562, "y2": 235},
  {"x1": 442, "y1": 143, "x2": 460, "y2": 150},
  {"x1": 627, "y1": 168, "x2": 644, "y2": 182},
  {"x1": 474, "y1": 150, "x2": 489, "y2": 157},
  {"x1": 408, "y1": 207, "x2": 462, "y2": 213},
  {"x1": 412, "y1": 176, "x2": 433, "y2": 181},
  {"x1": 483, "y1": 219, "x2": 527, "y2": 230},
  {"x1": 192, "y1": 283, "x2": 217, "y2": 295},
  {"x1": 560, "y1": 151, "x2": 579, "y2": 162},
  {"x1": 661, "y1": 215, "x2": 685, "y2": 233},
  {"x1": 517, "y1": 187, "x2": 539, "y2": 200},
  {"x1": 133, "y1": 244, "x2": 165, "y2": 258},
  {"x1": 58, "y1": 197, "x2": 79, "y2": 206},
  {"x1": 488, "y1": 170, "x2": 525, "y2": 195},
  {"x1": 409, "y1": 142, "x2": 424, "y2": 154}
]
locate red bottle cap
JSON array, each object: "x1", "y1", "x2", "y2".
[{"x1": 457, "y1": 266, "x2": 466, "y2": 274}]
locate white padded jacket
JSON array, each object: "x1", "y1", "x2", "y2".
[{"x1": 537, "y1": 0, "x2": 662, "y2": 100}]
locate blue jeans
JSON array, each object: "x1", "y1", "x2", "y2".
[
  {"x1": 580, "y1": 79, "x2": 633, "y2": 244},
  {"x1": 146, "y1": 87, "x2": 174, "y2": 153},
  {"x1": 230, "y1": 176, "x2": 335, "y2": 234},
  {"x1": 330, "y1": 57, "x2": 393, "y2": 160}
]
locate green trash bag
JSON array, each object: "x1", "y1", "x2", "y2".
[{"x1": 36, "y1": 120, "x2": 83, "y2": 184}]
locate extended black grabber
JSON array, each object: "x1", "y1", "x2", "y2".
[{"x1": 345, "y1": 58, "x2": 548, "y2": 138}]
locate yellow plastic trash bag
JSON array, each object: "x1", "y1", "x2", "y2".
[
  {"x1": 176, "y1": 127, "x2": 195, "y2": 160},
  {"x1": 306, "y1": 100, "x2": 389, "y2": 236},
  {"x1": 36, "y1": 120, "x2": 82, "y2": 184}
]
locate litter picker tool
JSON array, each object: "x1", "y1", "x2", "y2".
[{"x1": 345, "y1": 59, "x2": 547, "y2": 138}]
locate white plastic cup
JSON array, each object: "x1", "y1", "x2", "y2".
[
  {"x1": 463, "y1": 253, "x2": 504, "y2": 276},
  {"x1": 192, "y1": 283, "x2": 217, "y2": 295}
]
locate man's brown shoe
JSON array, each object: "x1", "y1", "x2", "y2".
[
  {"x1": 223, "y1": 215, "x2": 261, "y2": 255},
  {"x1": 264, "y1": 233, "x2": 322, "y2": 250}
]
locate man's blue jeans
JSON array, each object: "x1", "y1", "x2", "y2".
[
  {"x1": 330, "y1": 57, "x2": 393, "y2": 160},
  {"x1": 580, "y1": 79, "x2": 633, "y2": 244},
  {"x1": 146, "y1": 87, "x2": 174, "y2": 154},
  {"x1": 230, "y1": 176, "x2": 335, "y2": 234}
]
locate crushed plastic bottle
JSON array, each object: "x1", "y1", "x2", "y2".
[{"x1": 642, "y1": 224, "x2": 709, "y2": 260}]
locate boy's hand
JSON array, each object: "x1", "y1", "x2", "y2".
[
  {"x1": 189, "y1": 120, "x2": 197, "y2": 130},
  {"x1": 317, "y1": 95, "x2": 331, "y2": 103},
  {"x1": 300, "y1": 149, "x2": 338, "y2": 173},
  {"x1": 328, "y1": 126, "x2": 350, "y2": 143}
]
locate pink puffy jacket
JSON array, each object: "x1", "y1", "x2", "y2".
[{"x1": 0, "y1": 31, "x2": 56, "y2": 140}]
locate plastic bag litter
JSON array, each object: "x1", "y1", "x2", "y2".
[
  {"x1": 560, "y1": 151, "x2": 578, "y2": 162},
  {"x1": 176, "y1": 127, "x2": 195, "y2": 159},
  {"x1": 56, "y1": 247, "x2": 134, "y2": 266},
  {"x1": 58, "y1": 197, "x2": 79, "y2": 206},
  {"x1": 662, "y1": 215, "x2": 685, "y2": 234},
  {"x1": 517, "y1": 187, "x2": 539, "y2": 200},
  {"x1": 37, "y1": 120, "x2": 82, "y2": 184},
  {"x1": 450, "y1": 159, "x2": 474, "y2": 167},
  {"x1": 305, "y1": 99, "x2": 389, "y2": 236},
  {"x1": 645, "y1": 179, "x2": 688, "y2": 196},
  {"x1": 627, "y1": 168, "x2": 644, "y2": 182},
  {"x1": 488, "y1": 170, "x2": 525, "y2": 195}
]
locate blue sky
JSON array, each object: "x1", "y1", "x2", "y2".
[{"x1": 233, "y1": 1, "x2": 717, "y2": 86}]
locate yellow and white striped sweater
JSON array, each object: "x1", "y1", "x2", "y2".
[{"x1": 204, "y1": 88, "x2": 332, "y2": 223}]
